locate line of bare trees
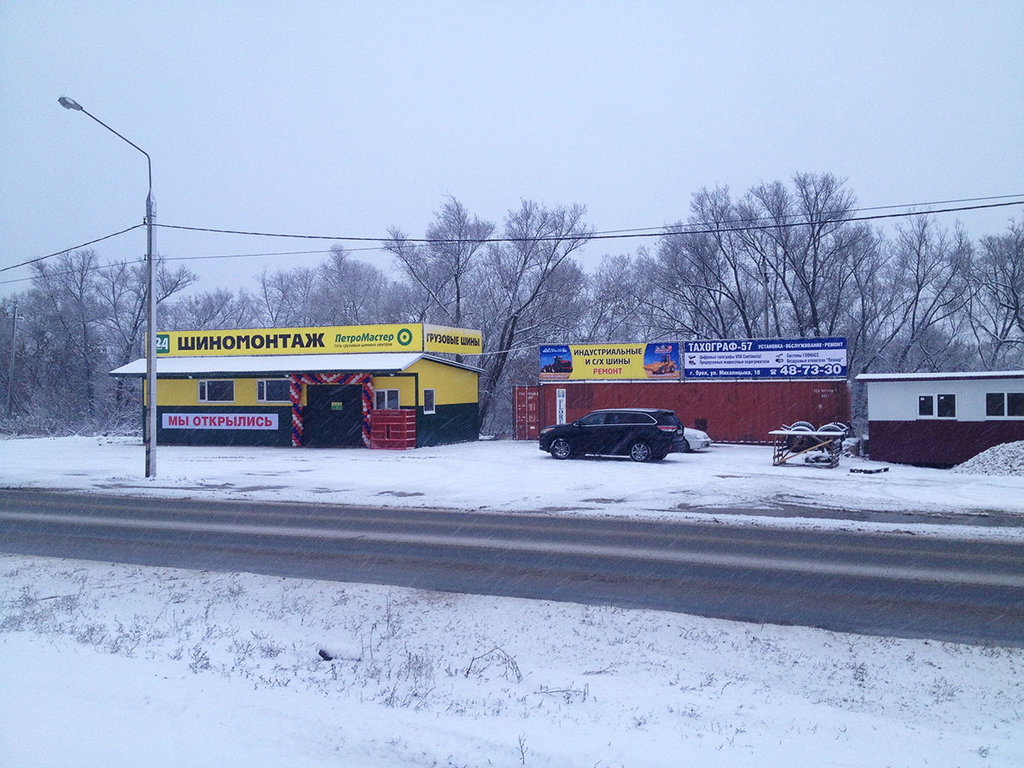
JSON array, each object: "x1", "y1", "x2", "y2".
[{"x1": 2, "y1": 174, "x2": 1022, "y2": 437}]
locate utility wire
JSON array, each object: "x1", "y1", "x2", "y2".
[
  {"x1": 3, "y1": 196, "x2": 1022, "y2": 283},
  {"x1": 156, "y1": 198, "x2": 1024, "y2": 245},
  {"x1": 0, "y1": 224, "x2": 143, "y2": 275},
  {"x1": 153, "y1": 196, "x2": 1024, "y2": 267},
  {"x1": 597, "y1": 193, "x2": 1024, "y2": 236}
]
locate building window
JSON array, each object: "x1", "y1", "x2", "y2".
[
  {"x1": 918, "y1": 394, "x2": 956, "y2": 418},
  {"x1": 423, "y1": 388, "x2": 436, "y2": 414},
  {"x1": 374, "y1": 389, "x2": 399, "y2": 410},
  {"x1": 1012, "y1": 393, "x2": 1024, "y2": 417},
  {"x1": 936, "y1": 394, "x2": 956, "y2": 418},
  {"x1": 257, "y1": 379, "x2": 291, "y2": 403},
  {"x1": 987, "y1": 392, "x2": 1005, "y2": 417},
  {"x1": 986, "y1": 392, "x2": 1024, "y2": 418},
  {"x1": 198, "y1": 380, "x2": 234, "y2": 402}
]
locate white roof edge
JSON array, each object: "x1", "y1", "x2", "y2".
[
  {"x1": 856, "y1": 370, "x2": 1024, "y2": 382},
  {"x1": 110, "y1": 352, "x2": 482, "y2": 377}
]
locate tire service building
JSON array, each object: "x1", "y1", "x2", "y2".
[{"x1": 109, "y1": 324, "x2": 482, "y2": 449}]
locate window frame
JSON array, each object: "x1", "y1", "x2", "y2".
[
  {"x1": 936, "y1": 393, "x2": 956, "y2": 418},
  {"x1": 256, "y1": 379, "x2": 292, "y2": 403},
  {"x1": 917, "y1": 395, "x2": 934, "y2": 417},
  {"x1": 986, "y1": 391, "x2": 1024, "y2": 419},
  {"x1": 374, "y1": 389, "x2": 400, "y2": 410},
  {"x1": 1012, "y1": 392, "x2": 1024, "y2": 417},
  {"x1": 423, "y1": 388, "x2": 436, "y2": 415},
  {"x1": 917, "y1": 393, "x2": 956, "y2": 419},
  {"x1": 198, "y1": 379, "x2": 235, "y2": 403}
]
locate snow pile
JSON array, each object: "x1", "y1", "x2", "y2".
[
  {"x1": 3, "y1": 555, "x2": 1023, "y2": 767},
  {"x1": 953, "y1": 440, "x2": 1024, "y2": 476}
]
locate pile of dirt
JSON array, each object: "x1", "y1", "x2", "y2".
[{"x1": 952, "y1": 440, "x2": 1024, "y2": 476}]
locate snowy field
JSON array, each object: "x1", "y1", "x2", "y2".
[{"x1": 2, "y1": 436, "x2": 1024, "y2": 766}]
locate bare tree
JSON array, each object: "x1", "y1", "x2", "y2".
[
  {"x1": 385, "y1": 197, "x2": 494, "y2": 327},
  {"x1": 96, "y1": 258, "x2": 197, "y2": 367},
  {"x1": 638, "y1": 176, "x2": 872, "y2": 343},
  {"x1": 880, "y1": 217, "x2": 974, "y2": 372},
  {"x1": 476, "y1": 200, "x2": 592, "y2": 429},
  {"x1": 162, "y1": 288, "x2": 254, "y2": 330},
  {"x1": 251, "y1": 266, "x2": 320, "y2": 327},
  {"x1": 736, "y1": 173, "x2": 870, "y2": 338},
  {"x1": 28, "y1": 251, "x2": 107, "y2": 421},
  {"x1": 968, "y1": 220, "x2": 1024, "y2": 368},
  {"x1": 577, "y1": 254, "x2": 648, "y2": 342},
  {"x1": 310, "y1": 246, "x2": 415, "y2": 325},
  {"x1": 93, "y1": 256, "x2": 196, "y2": 415},
  {"x1": 638, "y1": 186, "x2": 761, "y2": 339},
  {"x1": 839, "y1": 229, "x2": 891, "y2": 374}
]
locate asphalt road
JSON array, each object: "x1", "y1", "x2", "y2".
[{"x1": 2, "y1": 488, "x2": 1023, "y2": 646}]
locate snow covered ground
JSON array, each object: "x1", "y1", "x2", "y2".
[
  {"x1": 3, "y1": 435, "x2": 1024, "y2": 526},
  {"x1": 2, "y1": 436, "x2": 1024, "y2": 766}
]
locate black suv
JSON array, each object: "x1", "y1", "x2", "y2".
[{"x1": 538, "y1": 408, "x2": 687, "y2": 462}]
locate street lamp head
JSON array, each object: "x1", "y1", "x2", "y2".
[{"x1": 58, "y1": 96, "x2": 83, "y2": 111}]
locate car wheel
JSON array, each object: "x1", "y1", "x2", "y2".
[
  {"x1": 679, "y1": 438, "x2": 691, "y2": 453},
  {"x1": 628, "y1": 440, "x2": 652, "y2": 462},
  {"x1": 549, "y1": 438, "x2": 573, "y2": 460}
]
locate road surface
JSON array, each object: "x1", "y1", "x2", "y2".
[{"x1": 2, "y1": 488, "x2": 1022, "y2": 646}]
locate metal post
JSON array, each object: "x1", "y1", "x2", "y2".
[
  {"x1": 762, "y1": 256, "x2": 770, "y2": 338},
  {"x1": 59, "y1": 96, "x2": 157, "y2": 477},
  {"x1": 145, "y1": 191, "x2": 157, "y2": 477},
  {"x1": 6, "y1": 301, "x2": 16, "y2": 417}
]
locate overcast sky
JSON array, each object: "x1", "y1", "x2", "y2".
[{"x1": 2, "y1": 0, "x2": 1022, "y2": 299}]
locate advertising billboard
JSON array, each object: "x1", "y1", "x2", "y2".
[
  {"x1": 539, "y1": 342, "x2": 680, "y2": 381},
  {"x1": 683, "y1": 338, "x2": 847, "y2": 379},
  {"x1": 157, "y1": 324, "x2": 482, "y2": 358},
  {"x1": 422, "y1": 324, "x2": 483, "y2": 355}
]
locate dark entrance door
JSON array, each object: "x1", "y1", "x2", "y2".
[{"x1": 303, "y1": 384, "x2": 364, "y2": 447}]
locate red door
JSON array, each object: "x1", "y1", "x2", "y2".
[{"x1": 513, "y1": 386, "x2": 540, "y2": 439}]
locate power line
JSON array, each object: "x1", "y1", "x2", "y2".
[
  {"x1": 0, "y1": 224, "x2": 143, "y2": 275},
  {"x1": 3, "y1": 195, "x2": 1022, "y2": 283},
  {"x1": 130, "y1": 195, "x2": 1024, "y2": 269},
  {"x1": 598, "y1": 193, "x2": 1024, "y2": 236},
  {"x1": 667, "y1": 200, "x2": 1024, "y2": 238},
  {"x1": 155, "y1": 198, "x2": 1024, "y2": 244}
]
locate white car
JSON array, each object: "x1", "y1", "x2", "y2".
[{"x1": 681, "y1": 427, "x2": 712, "y2": 452}]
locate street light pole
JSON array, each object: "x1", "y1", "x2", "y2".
[{"x1": 59, "y1": 96, "x2": 158, "y2": 478}]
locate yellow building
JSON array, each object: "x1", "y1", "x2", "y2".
[{"x1": 110, "y1": 323, "x2": 482, "y2": 448}]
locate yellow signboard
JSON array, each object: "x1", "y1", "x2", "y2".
[
  {"x1": 539, "y1": 342, "x2": 681, "y2": 380},
  {"x1": 157, "y1": 324, "x2": 424, "y2": 357},
  {"x1": 423, "y1": 324, "x2": 483, "y2": 355},
  {"x1": 157, "y1": 324, "x2": 483, "y2": 357}
]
